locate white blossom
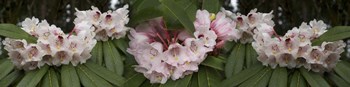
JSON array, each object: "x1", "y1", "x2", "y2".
[
  {"x1": 252, "y1": 19, "x2": 345, "y2": 72},
  {"x1": 74, "y1": 5, "x2": 130, "y2": 41},
  {"x1": 3, "y1": 17, "x2": 97, "y2": 70},
  {"x1": 220, "y1": 8, "x2": 274, "y2": 44}
]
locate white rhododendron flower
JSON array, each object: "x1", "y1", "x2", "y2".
[
  {"x1": 127, "y1": 17, "x2": 216, "y2": 84},
  {"x1": 74, "y1": 5, "x2": 130, "y2": 41},
  {"x1": 220, "y1": 8, "x2": 275, "y2": 44},
  {"x1": 21, "y1": 17, "x2": 40, "y2": 36},
  {"x1": 2, "y1": 17, "x2": 97, "y2": 70},
  {"x1": 252, "y1": 20, "x2": 345, "y2": 72}
]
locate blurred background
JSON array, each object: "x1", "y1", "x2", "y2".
[
  {"x1": 0, "y1": 0, "x2": 126, "y2": 32},
  {"x1": 1, "y1": 0, "x2": 349, "y2": 34},
  {"x1": 0, "y1": 0, "x2": 350, "y2": 53},
  {"x1": 1, "y1": 0, "x2": 349, "y2": 33}
]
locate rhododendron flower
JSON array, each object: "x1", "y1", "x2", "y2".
[
  {"x1": 3, "y1": 39, "x2": 28, "y2": 51},
  {"x1": 3, "y1": 17, "x2": 97, "y2": 70},
  {"x1": 74, "y1": 5, "x2": 130, "y2": 41},
  {"x1": 220, "y1": 8, "x2": 274, "y2": 44},
  {"x1": 194, "y1": 10, "x2": 237, "y2": 46},
  {"x1": 194, "y1": 10, "x2": 211, "y2": 30},
  {"x1": 184, "y1": 38, "x2": 213, "y2": 63},
  {"x1": 23, "y1": 44, "x2": 45, "y2": 62},
  {"x1": 127, "y1": 17, "x2": 215, "y2": 84},
  {"x1": 193, "y1": 30, "x2": 217, "y2": 48},
  {"x1": 252, "y1": 20, "x2": 345, "y2": 72},
  {"x1": 309, "y1": 20, "x2": 327, "y2": 38},
  {"x1": 21, "y1": 17, "x2": 40, "y2": 36}
]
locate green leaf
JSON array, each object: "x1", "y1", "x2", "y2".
[
  {"x1": 76, "y1": 65, "x2": 113, "y2": 87},
  {"x1": 161, "y1": 74, "x2": 193, "y2": 87},
  {"x1": 112, "y1": 38, "x2": 129, "y2": 55},
  {"x1": 239, "y1": 67, "x2": 272, "y2": 87},
  {"x1": 179, "y1": 74, "x2": 194, "y2": 87},
  {"x1": 131, "y1": 0, "x2": 160, "y2": 13},
  {"x1": 197, "y1": 66, "x2": 224, "y2": 87},
  {"x1": 0, "y1": 58, "x2": 6, "y2": 65},
  {"x1": 159, "y1": 0, "x2": 195, "y2": 33},
  {"x1": 202, "y1": 0, "x2": 220, "y2": 13},
  {"x1": 245, "y1": 44, "x2": 258, "y2": 68},
  {"x1": 161, "y1": 6, "x2": 183, "y2": 29},
  {"x1": 222, "y1": 41, "x2": 236, "y2": 53},
  {"x1": 312, "y1": 26, "x2": 350, "y2": 45},
  {"x1": 201, "y1": 56, "x2": 225, "y2": 71},
  {"x1": 334, "y1": 61, "x2": 350, "y2": 83},
  {"x1": 0, "y1": 24, "x2": 37, "y2": 43},
  {"x1": 327, "y1": 73, "x2": 350, "y2": 87},
  {"x1": 254, "y1": 70, "x2": 273, "y2": 87},
  {"x1": 54, "y1": 68, "x2": 61, "y2": 83},
  {"x1": 299, "y1": 68, "x2": 330, "y2": 87},
  {"x1": 268, "y1": 67, "x2": 287, "y2": 87},
  {"x1": 124, "y1": 54, "x2": 137, "y2": 67},
  {"x1": 103, "y1": 41, "x2": 124, "y2": 75},
  {"x1": 0, "y1": 52, "x2": 9, "y2": 61},
  {"x1": 0, "y1": 70, "x2": 23, "y2": 86},
  {"x1": 316, "y1": 26, "x2": 350, "y2": 38},
  {"x1": 189, "y1": 72, "x2": 199, "y2": 87},
  {"x1": 0, "y1": 59, "x2": 14, "y2": 80},
  {"x1": 160, "y1": 0, "x2": 198, "y2": 30},
  {"x1": 289, "y1": 71, "x2": 307, "y2": 87},
  {"x1": 61, "y1": 65, "x2": 80, "y2": 87},
  {"x1": 17, "y1": 65, "x2": 49, "y2": 87},
  {"x1": 225, "y1": 43, "x2": 246, "y2": 77},
  {"x1": 91, "y1": 41, "x2": 103, "y2": 65},
  {"x1": 175, "y1": 0, "x2": 198, "y2": 21},
  {"x1": 42, "y1": 68, "x2": 59, "y2": 87},
  {"x1": 140, "y1": 80, "x2": 159, "y2": 87},
  {"x1": 123, "y1": 64, "x2": 138, "y2": 78},
  {"x1": 84, "y1": 61, "x2": 125, "y2": 86},
  {"x1": 129, "y1": 6, "x2": 163, "y2": 26},
  {"x1": 122, "y1": 73, "x2": 146, "y2": 87},
  {"x1": 221, "y1": 65, "x2": 264, "y2": 87}
]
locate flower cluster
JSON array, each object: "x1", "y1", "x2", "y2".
[
  {"x1": 3, "y1": 17, "x2": 96, "y2": 70},
  {"x1": 221, "y1": 8, "x2": 275, "y2": 43},
  {"x1": 74, "y1": 5, "x2": 130, "y2": 41},
  {"x1": 252, "y1": 20, "x2": 345, "y2": 72},
  {"x1": 127, "y1": 17, "x2": 215, "y2": 84}
]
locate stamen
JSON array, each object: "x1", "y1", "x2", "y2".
[
  {"x1": 173, "y1": 32, "x2": 179, "y2": 43},
  {"x1": 67, "y1": 28, "x2": 76, "y2": 38},
  {"x1": 312, "y1": 28, "x2": 318, "y2": 34},
  {"x1": 210, "y1": 13, "x2": 216, "y2": 21},
  {"x1": 272, "y1": 28, "x2": 282, "y2": 41},
  {"x1": 164, "y1": 29, "x2": 171, "y2": 44},
  {"x1": 157, "y1": 33, "x2": 168, "y2": 49}
]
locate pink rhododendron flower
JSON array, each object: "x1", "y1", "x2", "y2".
[{"x1": 127, "y1": 17, "x2": 215, "y2": 84}]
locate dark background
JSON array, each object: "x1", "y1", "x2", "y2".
[{"x1": 0, "y1": 0, "x2": 349, "y2": 34}]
